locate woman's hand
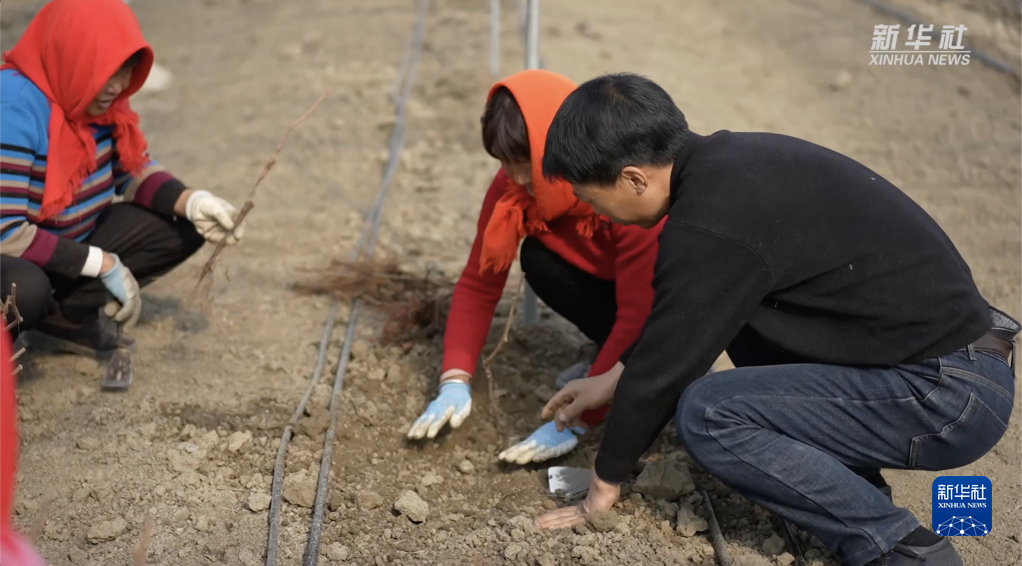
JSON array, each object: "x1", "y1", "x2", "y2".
[
  {"x1": 535, "y1": 473, "x2": 621, "y2": 531},
  {"x1": 175, "y1": 189, "x2": 246, "y2": 246},
  {"x1": 541, "y1": 362, "x2": 624, "y2": 431},
  {"x1": 407, "y1": 376, "x2": 472, "y2": 440}
]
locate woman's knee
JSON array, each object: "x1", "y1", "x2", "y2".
[
  {"x1": 181, "y1": 223, "x2": 206, "y2": 257},
  {"x1": 518, "y1": 237, "x2": 545, "y2": 277},
  {"x1": 0, "y1": 259, "x2": 53, "y2": 329}
]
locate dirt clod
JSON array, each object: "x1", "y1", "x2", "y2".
[
  {"x1": 393, "y1": 490, "x2": 429, "y2": 523},
  {"x1": 86, "y1": 517, "x2": 127, "y2": 543},
  {"x1": 763, "y1": 533, "x2": 787, "y2": 555},
  {"x1": 503, "y1": 542, "x2": 527, "y2": 560},
  {"x1": 326, "y1": 542, "x2": 350, "y2": 561},
  {"x1": 676, "y1": 502, "x2": 709, "y2": 537},
  {"x1": 351, "y1": 340, "x2": 370, "y2": 359},
  {"x1": 283, "y1": 470, "x2": 317, "y2": 508},
  {"x1": 457, "y1": 460, "x2": 475, "y2": 474},
  {"x1": 585, "y1": 509, "x2": 621, "y2": 532},
  {"x1": 228, "y1": 431, "x2": 253, "y2": 452},
  {"x1": 572, "y1": 545, "x2": 601, "y2": 565},
  {"x1": 356, "y1": 489, "x2": 384, "y2": 510},
  {"x1": 298, "y1": 413, "x2": 331, "y2": 439},
  {"x1": 247, "y1": 492, "x2": 271, "y2": 512},
  {"x1": 632, "y1": 461, "x2": 695, "y2": 500},
  {"x1": 420, "y1": 471, "x2": 444, "y2": 487},
  {"x1": 76, "y1": 437, "x2": 100, "y2": 450}
]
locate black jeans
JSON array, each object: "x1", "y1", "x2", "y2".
[
  {"x1": 518, "y1": 237, "x2": 616, "y2": 347},
  {"x1": 1, "y1": 203, "x2": 204, "y2": 336}
]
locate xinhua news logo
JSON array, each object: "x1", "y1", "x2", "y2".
[
  {"x1": 870, "y1": 24, "x2": 971, "y2": 66},
  {"x1": 931, "y1": 476, "x2": 992, "y2": 537}
]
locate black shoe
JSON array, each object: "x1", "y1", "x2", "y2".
[
  {"x1": 877, "y1": 484, "x2": 893, "y2": 503},
  {"x1": 852, "y1": 468, "x2": 894, "y2": 503},
  {"x1": 26, "y1": 318, "x2": 136, "y2": 360},
  {"x1": 866, "y1": 537, "x2": 963, "y2": 565}
]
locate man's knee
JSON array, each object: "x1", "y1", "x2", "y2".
[{"x1": 676, "y1": 376, "x2": 728, "y2": 460}]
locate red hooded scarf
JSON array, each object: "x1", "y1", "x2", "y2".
[
  {"x1": 478, "y1": 69, "x2": 602, "y2": 275},
  {"x1": 1, "y1": 0, "x2": 155, "y2": 221}
]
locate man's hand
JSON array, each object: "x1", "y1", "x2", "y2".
[
  {"x1": 182, "y1": 190, "x2": 245, "y2": 246},
  {"x1": 535, "y1": 473, "x2": 621, "y2": 531},
  {"x1": 542, "y1": 362, "x2": 624, "y2": 432},
  {"x1": 498, "y1": 421, "x2": 583, "y2": 465},
  {"x1": 98, "y1": 253, "x2": 141, "y2": 328},
  {"x1": 407, "y1": 379, "x2": 472, "y2": 440}
]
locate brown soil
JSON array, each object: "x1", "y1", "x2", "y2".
[{"x1": 4, "y1": 0, "x2": 1019, "y2": 565}]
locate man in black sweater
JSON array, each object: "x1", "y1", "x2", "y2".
[{"x1": 533, "y1": 73, "x2": 1017, "y2": 566}]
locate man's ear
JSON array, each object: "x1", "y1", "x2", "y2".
[{"x1": 620, "y1": 166, "x2": 649, "y2": 196}]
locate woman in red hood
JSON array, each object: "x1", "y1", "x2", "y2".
[
  {"x1": 405, "y1": 69, "x2": 666, "y2": 465},
  {"x1": 0, "y1": 0, "x2": 245, "y2": 358}
]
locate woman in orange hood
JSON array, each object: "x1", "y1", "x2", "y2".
[
  {"x1": 0, "y1": 0, "x2": 245, "y2": 358},
  {"x1": 405, "y1": 69, "x2": 666, "y2": 465}
]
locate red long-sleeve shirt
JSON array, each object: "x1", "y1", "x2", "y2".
[{"x1": 441, "y1": 169, "x2": 663, "y2": 423}]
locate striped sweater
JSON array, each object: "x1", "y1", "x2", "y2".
[{"x1": 0, "y1": 69, "x2": 187, "y2": 278}]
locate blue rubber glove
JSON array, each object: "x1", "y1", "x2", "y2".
[
  {"x1": 98, "y1": 253, "x2": 141, "y2": 327},
  {"x1": 407, "y1": 381, "x2": 472, "y2": 440},
  {"x1": 498, "y1": 421, "x2": 584, "y2": 465}
]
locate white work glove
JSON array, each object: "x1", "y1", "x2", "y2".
[
  {"x1": 98, "y1": 253, "x2": 141, "y2": 329},
  {"x1": 184, "y1": 190, "x2": 245, "y2": 246},
  {"x1": 407, "y1": 381, "x2": 472, "y2": 440},
  {"x1": 498, "y1": 421, "x2": 584, "y2": 465}
]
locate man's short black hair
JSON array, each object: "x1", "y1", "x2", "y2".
[
  {"x1": 542, "y1": 73, "x2": 688, "y2": 186},
  {"x1": 481, "y1": 86, "x2": 531, "y2": 163}
]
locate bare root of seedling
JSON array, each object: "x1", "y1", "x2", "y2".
[
  {"x1": 187, "y1": 91, "x2": 328, "y2": 309},
  {"x1": 2, "y1": 283, "x2": 23, "y2": 333},
  {"x1": 295, "y1": 254, "x2": 453, "y2": 344},
  {"x1": 482, "y1": 277, "x2": 525, "y2": 415},
  {"x1": 2, "y1": 284, "x2": 25, "y2": 375}
]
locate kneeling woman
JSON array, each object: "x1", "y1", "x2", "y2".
[
  {"x1": 405, "y1": 69, "x2": 664, "y2": 465},
  {"x1": 1, "y1": 0, "x2": 244, "y2": 357}
]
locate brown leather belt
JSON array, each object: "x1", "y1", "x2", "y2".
[{"x1": 968, "y1": 330, "x2": 1015, "y2": 362}]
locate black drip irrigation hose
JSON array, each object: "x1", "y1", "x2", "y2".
[
  {"x1": 301, "y1": 1, "x2": 431, "y2": 565},
  {"x1": 265, "y1": 304, "x2": 338, "y2": 566},
  {"x1": 701, "y1": 490, "x2": 733, "y2": 566},
  {"x1": 772, "y1": 515, "x2": 809, "y2": 566},
  {"x1": 850, "y1": 0, "x2": 1019, "y2": 78},
  {"x1": 263, "y1": 1, "x2": 431, "y2": 565}
]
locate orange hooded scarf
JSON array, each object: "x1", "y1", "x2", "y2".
[
  {"x1": 478, "y1": 69, "x2": 602, "y2": 275},
  {"x1": 1, "y1": 0, "x2": 155, "y2": 221}
]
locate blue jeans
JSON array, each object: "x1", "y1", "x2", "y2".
[{"x1": 676, "y1": 338, "x2": 1015, "y2": 566}]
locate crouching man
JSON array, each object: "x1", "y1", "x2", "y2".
[{"x1": 534, "y1": 73, "x2": 1016, "y2": 566}]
